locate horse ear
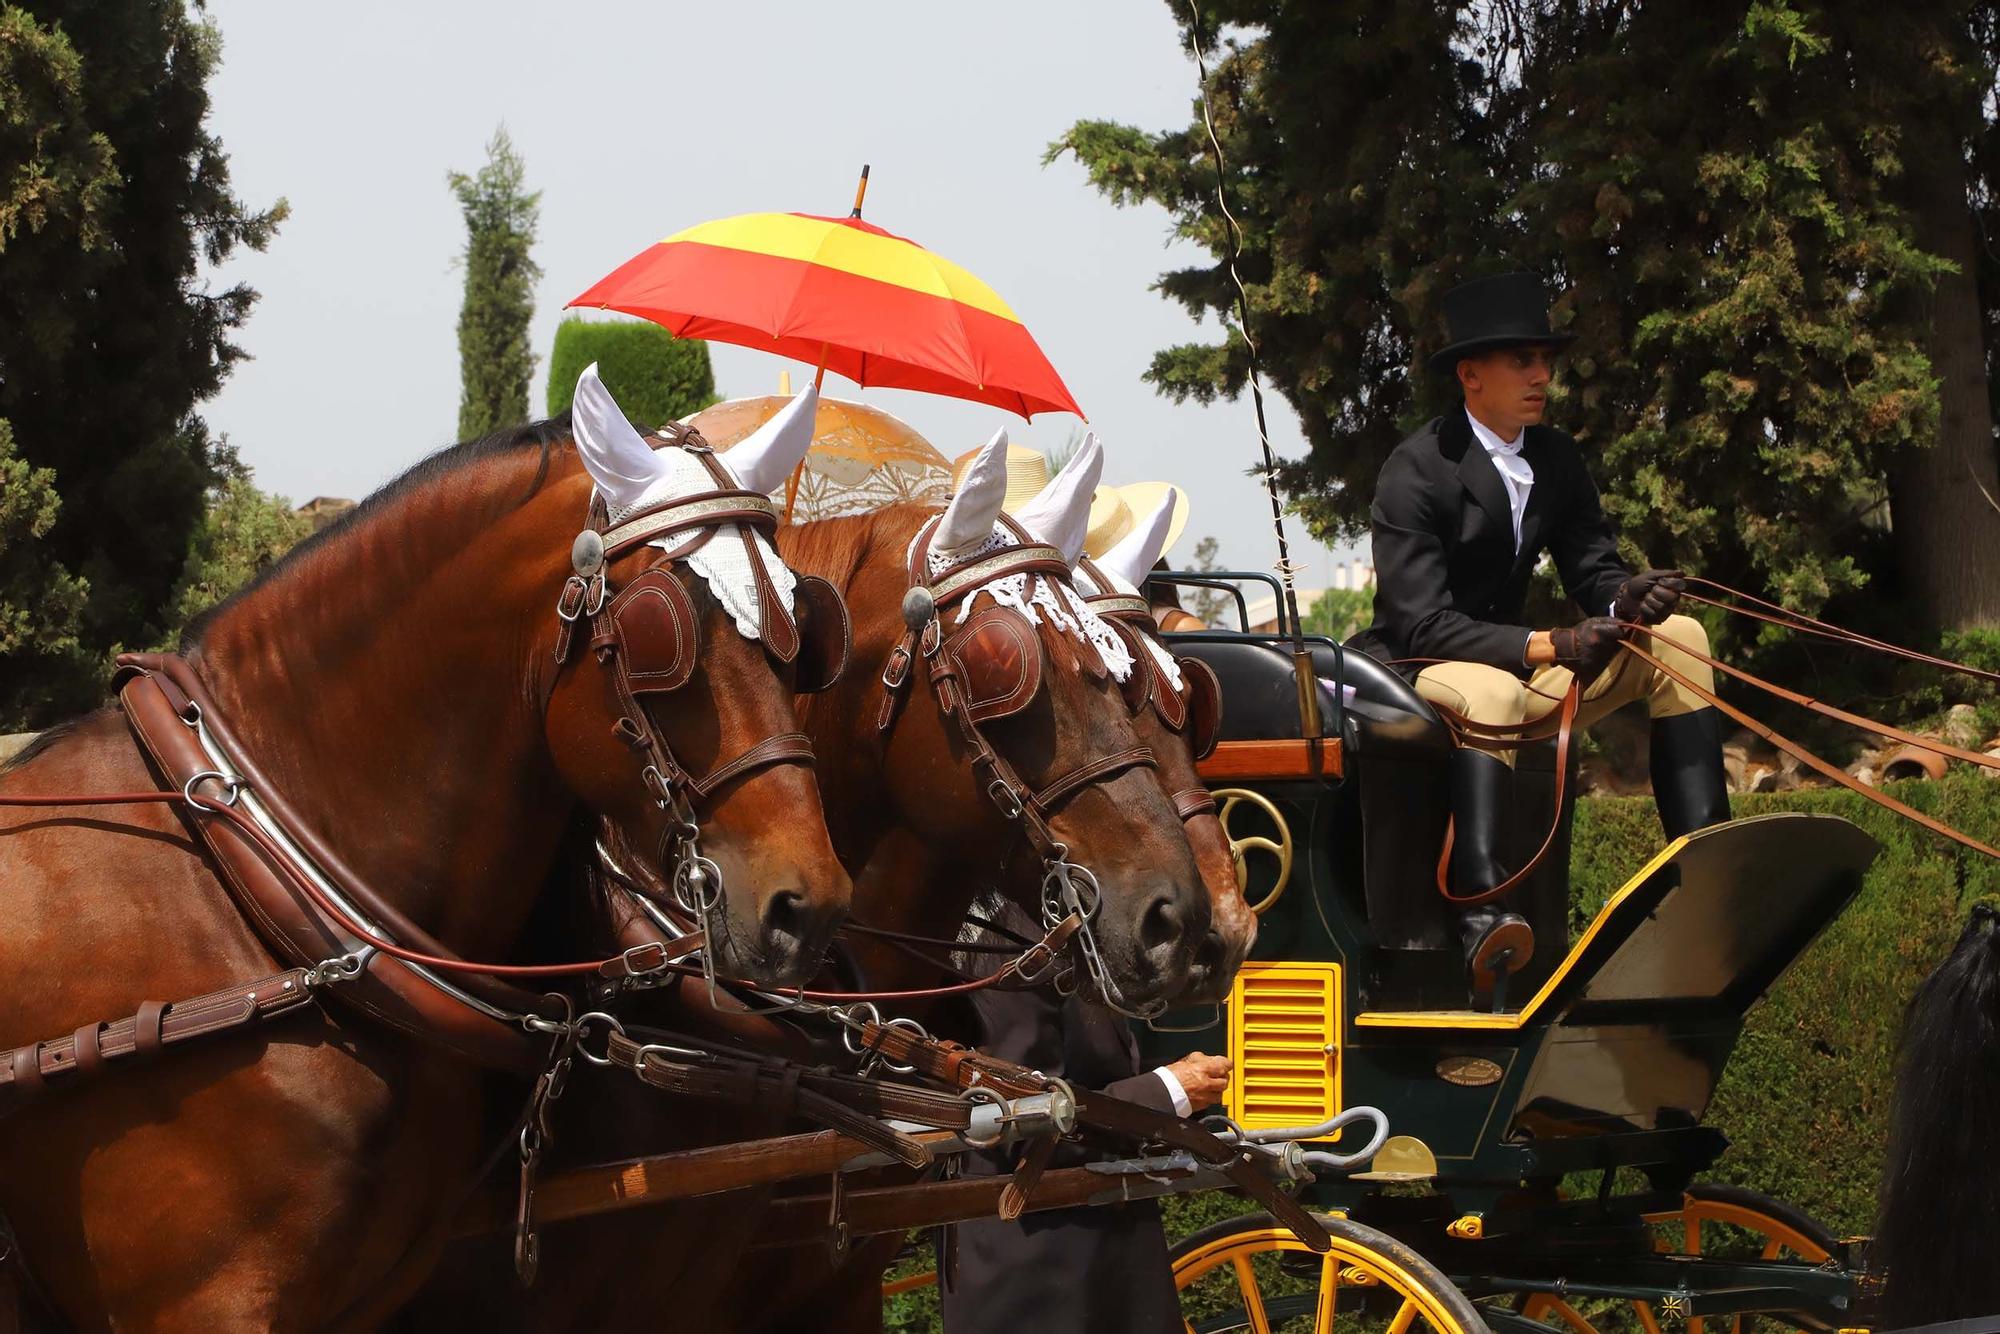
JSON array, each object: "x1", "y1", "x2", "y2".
[
  {"x1": 721, "y1": 384, "x2": 820, "y2": 496},
  {"x1": 571, "y1": 363, "x2": 669, "y2": 511},
  {"x1": 1099, "y1": 489, "x2": 1179, "y2": 594},
  {"x1": 1013, "y1": 431, "x2": 1101, "y2": 565},
  {"x1": 935, "y1": 426, "x2": 1011, "y2": 555}
]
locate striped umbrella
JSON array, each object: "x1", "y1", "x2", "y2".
[{"x1": 568, "y1": 198, "x2": 1082, "y2": 421}]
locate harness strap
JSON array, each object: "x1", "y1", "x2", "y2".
[
  {"x1": 685, "y1": 732, "x2": 816, "y2": 802},
  {"x1": 1171, "y1": 786, "x2": 1218, "y2": 821},
  {"x1": 1030, "y1": 746, "x2": 1156, "y2": 814},
  {"x1": 0, "y1": 968, "x2": 316, "y2": 1114}
]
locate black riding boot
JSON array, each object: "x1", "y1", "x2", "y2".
[
  {"x1": 1651, "y1": 707, "x2": 1731, "y2": 840},
  {"x1": 1449, "y1": 748, "x2": 1534, "y2": 1003}
]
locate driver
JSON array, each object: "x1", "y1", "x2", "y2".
[{"x1": 1349, "y1": 272, "x2": 1732, "y2": 1000}]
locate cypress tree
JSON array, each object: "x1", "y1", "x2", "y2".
[
  {"x1": 0, "y1": 2, "x2": 282, "y2": 726},
  {"x1": 449, "y1": 128, "x2": 541, "y2": 440}
]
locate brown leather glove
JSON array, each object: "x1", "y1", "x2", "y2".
[
  {"x1": 1612, "y1": 569, "x2": 1686, "y2": 625},
  {"x1": 1549, "y1": 616, "x2": 1632, "y2": 683}
]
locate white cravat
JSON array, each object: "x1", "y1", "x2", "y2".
[{"x1": 1466, "y1": 408, "x2": 1533, "y2": 553}]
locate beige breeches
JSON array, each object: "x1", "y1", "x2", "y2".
[{"x1": 1414, "y1": 614, "x2": 1715, "y2": 767}]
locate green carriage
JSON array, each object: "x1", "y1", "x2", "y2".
[{"x1": 1145, "y1": 580, "x2": 1882, "y2": 1334}]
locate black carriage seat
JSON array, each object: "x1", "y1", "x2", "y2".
[{"x1": 1174, "y1": 634, "x2": 1578, "y2": 1012}]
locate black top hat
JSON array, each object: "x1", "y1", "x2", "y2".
[{"x1": 1427, "y1": 271, "x2": 1576, "y2": 374}]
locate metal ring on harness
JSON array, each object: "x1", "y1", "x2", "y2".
[{"x1": 181, "y1": 769, "x2": 243, "y2": 808}]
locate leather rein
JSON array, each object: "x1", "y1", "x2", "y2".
[{"x1": 1420, "y1": 574, "x2": 2000, "y2": 907}]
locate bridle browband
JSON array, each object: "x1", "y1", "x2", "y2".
[{"x1": 877, "y1": 516, "x2": 1164, "y2": 1018}]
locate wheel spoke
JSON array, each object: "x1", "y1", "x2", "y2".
[
  {"x1": 1385, "y1": 1296, "x2": 1420, "y2": 1334},
  {"x1": 1632, "y1": 1299, "x2": 1664, "y2": 1334},
  {"x1": 1313, "y1": 1251, "x2": 1339, "y2": 1332},
  {"x1": 1232, "y1": 1256, "x2": 1273, "y2": 1334}
]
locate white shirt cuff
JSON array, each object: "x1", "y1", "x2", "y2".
[{"x1": 1153, "y1": 1065, "x2": 1193, "y2": 1118}]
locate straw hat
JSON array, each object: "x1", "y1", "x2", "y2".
[{"x1": 949, "y1": 444, "x2": 1188, "y2": 560}]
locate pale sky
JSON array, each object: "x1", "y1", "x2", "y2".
[{"x1": 199, "y1": 0, "x2": 1361, "y2": 582}]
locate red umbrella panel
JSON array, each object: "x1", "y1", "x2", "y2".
[{"x1": 569, "y1": 211, "x2": 1083, "y2": 421}]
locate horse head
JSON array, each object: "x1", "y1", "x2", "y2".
[
  {"x1": 796, "y1": 429, "x2": 1209, "y2": 1013},
  {"x1": 1081, "y1": 489, "x2": 1254, "y2": 1003},
  {"x1": 538, "y1": 367, "x2": 851, "y2": 987}
]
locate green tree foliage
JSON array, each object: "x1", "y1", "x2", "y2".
[
  {"x1": 1300, "y1": 586, "x2": 1370, "y2": 642},
  {"x1": 0, "y1": 419, "x2": 91, "y2": 728},
  {"x1": 0, "y1": 1, "x2": 282, "y2": 726},
  {"x1": 157, "y1": 468, "x2": 311, "y2": 646},
  {"x1": 451, "y1": 128, "x2": 541, "y2": 440},
  {"x1": 545, "y1": 318, "x2": 716, "y2": 429},
  {"x1": 1054, "y1": 0, "x2": 2000, "y2": 638}
]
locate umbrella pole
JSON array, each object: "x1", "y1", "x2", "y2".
[{"x1": 785, "y1": 340, "x2": 834, "y2": 522}]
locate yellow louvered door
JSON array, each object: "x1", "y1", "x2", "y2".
[{"x1": 1225, "y1": 961, "x2": 1343, "y2": 1132}]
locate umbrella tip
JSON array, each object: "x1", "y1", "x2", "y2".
[{"x1": 851, "y1": 164, "x2": 871, "y2": 219}]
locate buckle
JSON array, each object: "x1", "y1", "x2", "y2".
[
  {"x1": 881, "y1": 644, "x2": 912, "y2": 690},
  {"x1": 987, "y1": 779, "x2": 1025, "y2": 821}
]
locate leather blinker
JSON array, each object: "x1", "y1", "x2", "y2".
[
  {"x1": 1111, "y1": 621, "x2": 1154, "y2": 716},
  {"x1": 944, "y1": 606, "x2": 1043, "y2": 724},
  {"x1": 1179, "y1": 656, "x2": 1222, "y2": 761},
  {"x1": 609, "y1": 567, "x2": 701, "y2": 694},
  {"x1": 791, "y1": 574, "x2": 852, "y2": 694}
]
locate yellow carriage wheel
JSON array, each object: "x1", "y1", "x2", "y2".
[
  {"x1": 1514, "y1": 1183, "x2": 1838, "y2": 1334},
  {"x1": 1211, "y1": 787, "x2": 1295, "y2": 916},
  {"x1": 1171, "y1": 1210, "x2": 1490, "y2": 1334}
]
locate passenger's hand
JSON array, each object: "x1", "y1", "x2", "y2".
[
  {"x1": 1548, "y1": 616, "x2": 1631, "y2": 682},
  {"x1": 1613, "y1": 569, "x2": 1685, "y2": 625},
  {"x1": 1163, "y1": 1051, "x2": 1232, "y2": 1111}
]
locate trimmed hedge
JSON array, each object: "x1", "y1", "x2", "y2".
[{"x1": 545, "y1": 318, "x2": 716, "y2": 429}]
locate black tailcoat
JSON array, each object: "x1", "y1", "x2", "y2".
[
  {"x1": 939, "y1": 981, "x2": 1182, "y2": 1334},
  {"x1": 1349, "y1": 410, "x2": 1629, "y2": 677}
]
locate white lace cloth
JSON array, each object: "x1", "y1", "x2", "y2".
[
  {"x1": 602, "y1": 445, "x2": 796, "y2": 643},
  {"x1": 920, "y1": 522, "x2": 1134, "y2": 682},
  {"x1": 1071, "y1": 564, "x2": 1184, "y2": 691}
]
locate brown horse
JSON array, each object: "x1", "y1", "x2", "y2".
[
  {"x1": 400, "y1": 429, "x2": 1214, "y2": 1331},
  {"x1": 1074, "y1": 492, "x2": 1254, "y2": 1004},
  {"x1": 0, "y1": 371, "x2": 850, "y2": 1331}
]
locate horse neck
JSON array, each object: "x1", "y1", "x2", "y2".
[{"x1": 187, "y1": 449, "x2": 590, "y2": 955}]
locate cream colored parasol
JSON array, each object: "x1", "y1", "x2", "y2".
[{"x1": 684, "y1": 390, "x2": 952, "y2": 522}]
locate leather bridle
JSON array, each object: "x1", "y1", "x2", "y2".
[
  {"x1": 877, "y1": 517, "x2": 1164, "y2": 1018},
  {"x1": 1076, "y1": 556, "x2": 1223, "y2": 823},
  {"x1": 549, "y1": 423, "x2": 849, "y2": 979}
]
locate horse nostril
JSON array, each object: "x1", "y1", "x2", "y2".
[
  {"x1": 761, "y1": 888, "x2": 810, "y2": 943},
  {"x1": 1140, "y1": 894, "x2": 1185, "y2": 954},
  {"x1": 1192, "y1": 928, "x2": 1226, "y2": 974}
]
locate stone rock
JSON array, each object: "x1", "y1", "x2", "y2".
[
  {"x1": 1984, "y1": 746, "x2": 2000, "y2": 780},
  {"x1": 1944, "y1": 704, "x2": 1982, "y2": 751}
]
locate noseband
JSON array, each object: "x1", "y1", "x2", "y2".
[
  {"x1": 551, "y1": 423, "x2": 850, "y2": 975},
  {"x1": 877, "y1": 516, "x2": 1162, "y2": 1017}
]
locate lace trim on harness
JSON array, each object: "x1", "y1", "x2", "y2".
[
  {"x1": 599, "y1": 445, "x2": 797, "y2": 643},
  {"x1": 919, "y1": 522, "x2": 1136, "y2": 681}
]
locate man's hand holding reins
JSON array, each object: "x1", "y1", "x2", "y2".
[
  {"x1": 1613, "y1": 568, "x2": 1686, "y2": 625},
  {"x1": 1544, "y1": 616, "x2": 1632, "y2": 683}
]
